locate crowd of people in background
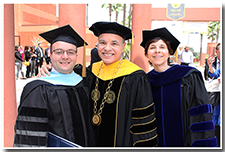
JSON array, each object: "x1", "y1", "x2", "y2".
[{"x1": 14, "y1": 42, "x2": 51, "y2": 80}]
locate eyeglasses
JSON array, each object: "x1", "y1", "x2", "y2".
[{"x1": 52, "y1": 49, "x2": 77, "y2": 56}]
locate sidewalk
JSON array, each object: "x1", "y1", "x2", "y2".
[
  {"x1": 15, "y1": 64, "x2": 37, "y2": 107},
  {"x1": 16, "y1": 77, "x2": 38, "y2": 107}
]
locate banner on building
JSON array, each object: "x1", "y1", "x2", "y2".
[
  {"x1": 167, "y1": 4, "x2": 185, "y2": 21},
  {"x1": 183, "y1": 22, "x2": 208, "y2": 34}
]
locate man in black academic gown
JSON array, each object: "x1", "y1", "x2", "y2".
[
  {"x1": 13, "y1": 25, "x2": 93, "y2": 147},
  {"x1": 77, "y1": 22, "x2": 158, "y2": 147}
]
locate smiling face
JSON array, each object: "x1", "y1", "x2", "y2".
[
  {"x1": 50, "y1": 41, "x2": 77, "y2": 74},
  {"x1": 97, "y1": 33, "x2": 126, "y2": 65},
  {"x1": 146, "y1": 39, "x2": 170, "y2": 71}
]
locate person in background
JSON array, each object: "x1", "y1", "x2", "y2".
[
  {"x1": 45, "y1": 43, "x2": 51, "y2": 64},
  {"x1": 207, "y1": 43, "x2": 220, "y2": 78},
  {"x1": 141, "y1": 27, "x2": 217, "y2": 147},
  {"x1": 35, "y1": 42, "x2": 44, "y2": 75},
  {"x1": 180, "y1": 46, "x2": 193, "y2": 66},
  {"x1": 207, "y1": 42, "x2": 221, "y2": 147},
  {"x1": 24, "y1": 45, "x2": 31, "y2": 78},
  {"x1": 90, "y1": 43, "x2": 101, "y2": 66},
  {"x1": 205, "y1": 43, "x2": 220, "y2": 80},
  {"x1": 18, "y1": 45, "x2": 24, "y2": 61},
  {"x1": 177, "y1": 46, "x2": 184, "y2": 64},
  {"x1": 15, "y1": 45, "x2": 25, "y2": 79},
  {"x1": 30, "y1": 46, "x2": 37, "y2": 77}
]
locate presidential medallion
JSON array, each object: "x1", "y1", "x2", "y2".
[
  {"x1": 92, "y1": 113, "x2": 101, "y2": 126},
  {"x1": 91, "y1": 89, "x2": 100, "y2": 101},
  {"x1": 106, "y1": 90, "x2": 116, "y2": 104}
]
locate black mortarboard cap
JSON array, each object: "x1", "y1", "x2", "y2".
[
  {"x1": 89, "y1": 22, "x2": 132, "y2": 40},
  {"x1": 39, "y1": 24, "x2": 88, "y2": 47},
  {"x1": 140, "y1": 27, "x2": 180, "y2": 54}
]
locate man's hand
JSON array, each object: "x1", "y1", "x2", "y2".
[
  {"x1": 37, "y1": 64, "x2": 52, "y2": 77},
  {"x1": 207, "y1": 56, "x2": 215, "y2": 66},
  {"x1": 207, "y1": 56, "x2": 215, "y2": 73}
]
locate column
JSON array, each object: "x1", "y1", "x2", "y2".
[
  {"x1": 58, "y1": 4, "x2": 86, "y2": 64},
  {"x1": 4, "y1": 4, "x2": 17, "y2": 147},
  {"x1": 131, "y1": 4, "x2": 152, "y2": 72}
]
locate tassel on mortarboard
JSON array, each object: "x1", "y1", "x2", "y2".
[
  {"x1": 131, "y1": 33, "x2": 134, "y2": 45},
  {"x1": 82, "y1": 42, "x2": 86, "y2": 77}
]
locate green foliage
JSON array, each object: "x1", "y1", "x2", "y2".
[
  {"x1": 123, "y1": 41, "x2": 131, "y2": 59},
  {"x1": 207, "y1": 21, "x2": 220, "y2": 42},
  {"x1": 101, "y1": 3, "x2": 132, "y2": 27}
]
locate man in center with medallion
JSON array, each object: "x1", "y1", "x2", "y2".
[
  {"x1": 40, "y1": 22, "x2": 157, "y2": 147},
  {"x1": 77, "y1": 22, "x2": 158, "y2": 147}
]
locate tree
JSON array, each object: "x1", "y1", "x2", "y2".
[
  {"x1": 111, "y1": 3, "x2": 123, "y2": 22},
  {"x1": 123, "y1": 4, "x2": 126, "y2": 25},
  {"x1": 101, "y1": 3, "x2": 112, "y2": 22},
  {"x1": 207, "y1": 21, "x2": 220, "y2": 43},
  {"x1": 102, "y1": 3, "x2": 124, "y2": 22},
  {"x1": 128, "y1": 4, "x2": 132, "y2": 29}
]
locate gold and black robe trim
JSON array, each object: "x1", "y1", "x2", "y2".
[
  {"x1": 130, "y1": 118, "x2": 157, "y2": 135},
  {"x1": 133, "y1": 134, "x2": 158, "y2": 147},
  {"x1": 132, "y1": 103, "x2": 155, "y2": 119},
  {"x1": 131, "y1": 102, "x2": 157, "y2": 147}
]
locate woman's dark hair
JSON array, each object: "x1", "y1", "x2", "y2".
[
  {"x1": 24, "y1": 45, "x2": 29, "y2": 52},
  {"x1": 30, "y1": 46, "x2": 35, "y2": 52},
  {"x1": 216, "y1": 43, "x2": 220, "y2": 50},
  {"x1": 15, "y1": 45, "x2": 19, "y2": 51},
  {"x1": 144, "y1": 38, "x2": 174, "y2": 65}
]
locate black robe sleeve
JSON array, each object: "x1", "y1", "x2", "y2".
[
  {"x1": 131, "y1": 72, "x2": 158, "y2": 147},
  {"x1": 116, "y1": 71, "x2": 158, "y2": 147},
  {"x1": 14, "y1": 81, "x2": 49, "y2": 147},
  {"x1": 14, "y1": 80, "x2": 93, "y2": 147},
  {"x1": 181, "y1": 70, "x2": 218, "y2": 147}
]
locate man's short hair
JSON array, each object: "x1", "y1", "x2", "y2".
[{"x1": 216, "y1": 43, "x2": 220, "y2": 50}]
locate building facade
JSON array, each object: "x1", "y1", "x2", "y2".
[{"x1": 13, "y1": 4, "x2": 220, "y2": 69}]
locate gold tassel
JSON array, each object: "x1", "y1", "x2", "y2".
[
  {"x1": 131, "y1": 33, "x2": 134, "y2": 45},
  {"x1": 82, "y1": 42, "x2": 86, "y2": 77}
]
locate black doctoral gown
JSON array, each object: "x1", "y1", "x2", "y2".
[
  {"x1": 75, "y1": 59, "x2": 158, "y2": 147},
  {"x1": 13, "y1": 78, "x2": 93, "y2": 147},
  {"x1": 147, "y1": 64, "x2": 218, "y2": 147}
]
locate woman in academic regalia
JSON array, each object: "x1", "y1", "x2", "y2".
[{"x1": 140, "y1": 28, "x2": 218, "y2": 147}]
